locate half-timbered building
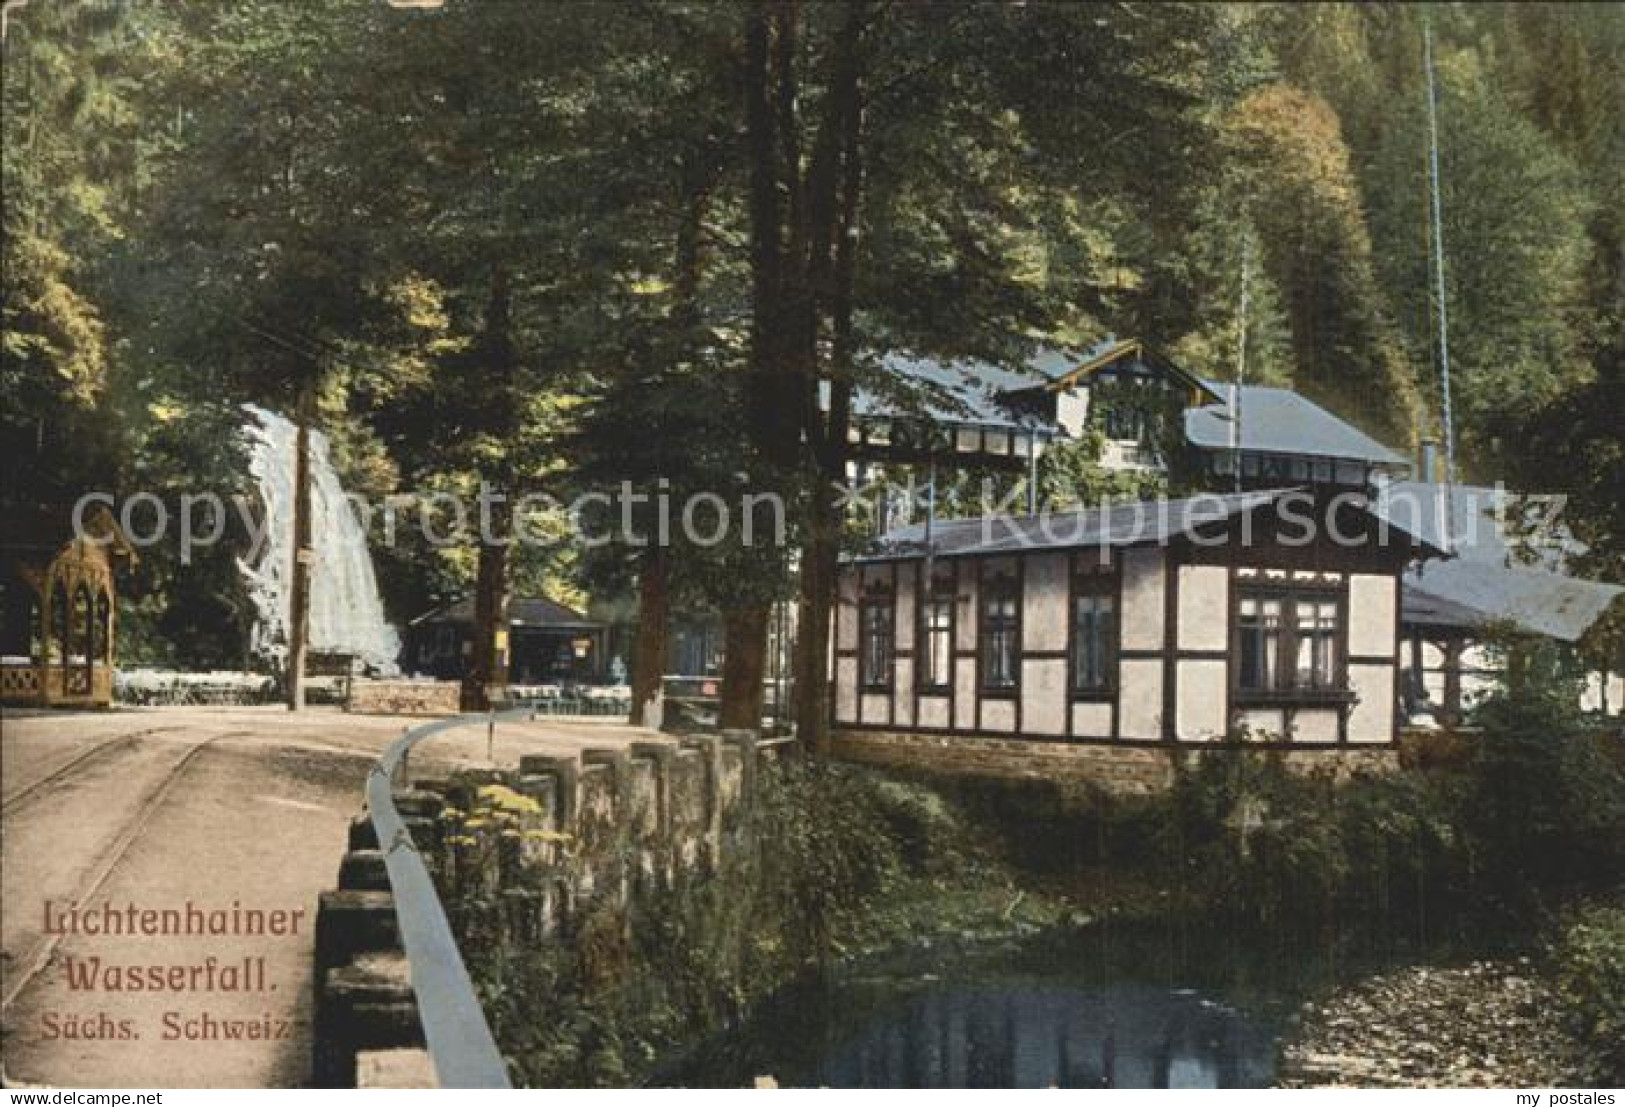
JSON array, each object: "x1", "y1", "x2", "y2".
[{"x1": 829, "y1": 489, "x2": 1442, "y2": 790}]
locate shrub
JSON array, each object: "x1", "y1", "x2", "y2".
[
  {"x1": 1467, "y1": 662, "x2": 1625, "y2": 913},
  {"x1": 1552, "y1": 905, "x2": 1625, "y2": 1083},
  {"x1": 1159, "y1": 740, "x2": 1470, "y2": 940}
]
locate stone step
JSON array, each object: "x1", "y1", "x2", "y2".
[
  {"x1": 313, "y1": 889, "x2": 399, "y2": 976},
  {"x1": 312, "y1": 952, "x2": 423, "y2": 1088},
  {"x1": 357, "y1": 1048, "x2": 439, "y2": 1089},
  {"x1": 337, "y1": 849, "x2": 390, "y2": 892}
]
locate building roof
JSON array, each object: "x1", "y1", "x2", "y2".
[
  {"x1": 1400, "y1": 583, "x2": 1489, "y2": 633},
  {"x1": 853, "y1": 487, "x2": 1437, "y2": 562},
  {"x1": 1375, "y1": 481, "x2": 1581, "y2": 569},
  {"x1": 1040, "y1": 336, "x2": 1225, "y2": 401},
  {"x1": 1382, "y1": 480, "x2": 1618, "y2": 642},
  {"x1": 411, "y1": 595, "x2": 601, "y2": 630},
  {"x1": 1404, "y1": 560, "x2": 1621, "y2": 643},
  {"x1": 1186, "y1": 385, "x2": 1408, "y2": 467},
  {"x1": 849, "y1": 353, "x2": 1062, "y2": 435}
]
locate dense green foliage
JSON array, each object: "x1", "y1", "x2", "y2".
[
  {"x1": 897, "y1": 669, "x2": 1624, "y2": 946},
  {"x1": 455, "y1": 678, "x2": 1623, "y2": 1085},
  {"x1": 1140, "y1": 676, "x2": 1623, "y2": 941},
  {"x1": 1552, "y1": 904, "x2": 1625, "y2": 1084}
]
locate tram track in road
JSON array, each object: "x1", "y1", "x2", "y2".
[
  {"x1": 0, "y1": 729, "x2": 250, "y2": 1014},
  {"x1": 0, "y1": 725, "x2": 186, "y2": 819}
]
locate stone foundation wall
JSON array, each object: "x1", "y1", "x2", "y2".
[
  {"x1": 310, "y1": 731, "x2": 760, "y2": 1087},
  {"x1": 346, "y1": 680, "x2": 460, "y2": 716},
  {"x1": 831, "y1": 728, "x2": 1399, "y2": 794},
  {"x1": 831, "y1": 729, "x2": 1176, "y2": 794}
]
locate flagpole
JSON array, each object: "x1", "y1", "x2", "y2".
[{"x1": 1424, "y1": 15, "x2": 1457, "y2": 552}]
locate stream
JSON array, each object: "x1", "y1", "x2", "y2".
[{"x1": 654, "y1": 929, "x2": 1362, "y2": 1088}]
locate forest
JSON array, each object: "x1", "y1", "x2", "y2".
[{"x1": 3, "y1": 2, "x2": 1621, "y2": 728}]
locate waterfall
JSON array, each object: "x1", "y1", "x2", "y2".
[{"x1": 239, "y1": 405, "x2": 401, "y2": 673}]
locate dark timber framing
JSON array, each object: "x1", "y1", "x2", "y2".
[{"x1": 829, "y1": 491, "x2": 1439, "y2": 752}]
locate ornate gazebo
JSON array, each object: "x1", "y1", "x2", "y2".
[{"x1": 1, "y1": 507, "x2": 134, "y2": 708}]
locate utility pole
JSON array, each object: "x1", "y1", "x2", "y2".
[
  {"x1": 286, "y1": 380, "x2": 314, "y2": 711},
  {"x1": 1232, "y1": 233, "x2": 1250, "y2": 496}
]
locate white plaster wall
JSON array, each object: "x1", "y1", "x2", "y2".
[
  {"x1": 1177, "y1": 565, "x2": 1229, "y2": 652},
  {"x1": 954, "y1": 660, "x2": 977, "y2": 729},
  {"x1": 861, "y1": 693, "x2": 890, "y2": 724},
  {"x1": 895, "y1": 566, "x2": 916, "y2": 652},
  {"x1": 1176, "y1": 659, "x2": 1226, "y2": 740},
  {"x1": 1022, "y1": 554, "x2": 1069, "y2": 652},
  {"x1": 1348, "y1": 573, "x2": 1396, "y2": 658},
  {"x1": 1292, "y1": 709, "x2": 1340, "y2": 743},
  {"x1": 1118, "y1": 658, "x2": 1163, "y2": 740},
  {"x1": 892, "y1": 659, "x2": 914, "y2": 728},
  {"x1": 918, "y1": 695, "x2": 949, "y2": 729},
  {"x1": 1582, "y1": 672, "x2": 1625, "y2": 716},
  {"x1": 1056, "y1": 389, "x2": 1088, "y2": 436},
  {"x1": 836, "y1": 570, "x2": 859, "y2": 651},
  {"x1": 1102, "y1": 439, "x2": 1158, "y2": 471},
  {"x1": 1021, "y1": 658, "x2": 1067, "y2": 736},
  {"x1": 1349, "y1": 662, "x2": 1395, "y2": 742},
  {"x1": 1238, "y1": 707, "x2": 1286, "y2": 739},
  {"x1": 827, "y1": 605, "x2": 836, "y2": 679},
  {"x1": 1072, "y1": 702, "x2": 1113, "y2": 738},
  {"x1": 1120, "y1": 549, "x2": 1166, "y2": 651},
  {"x1": 982, "y1": 698, "x2": 1016, "y2": 732},
  {"x1": 835, "y1": 657, "x2": 857, "y2": 722}
]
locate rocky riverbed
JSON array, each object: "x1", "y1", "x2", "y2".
[{"x1": 1278, "y1": 960, "x2": 1592, "y2": 1088}]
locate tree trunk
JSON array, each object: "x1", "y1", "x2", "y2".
[
  {"x1": 793, "y1": 2, "x2": 865, "y2": 754},
  {"x1": 720, "y1": 604, "x2": 769, "y2": 730},
  {"x1": 462, "y1": 267, "x2": 515, "y2": 712},
  {"x1": 742, "y1": 1, "x2": 796, "y2": 462},
  {"x1": 738, "y1": 0, "x2": 866, "y2": 744},
  {"x1": 632, "y1": 142, "x2": 718, "y2": 731},
  {"x1": 286, "y1": 381, "x2": 314, "y2": 711},
  {"x1": 721, "y1": 3, "x2": 790, "y2": 735},
  {"x1": 629, "y1": 547, "x2": 670, "y2": 728},
  {"x1": 794, "y1": 482, "x2": 842, "y2": 751},
  {"x1": 463, "y1": 508, "x2": 510, "y2": 712}
]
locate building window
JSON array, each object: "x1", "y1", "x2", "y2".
[
  {"x1": 1237, "y1": 587, "x2": 1344, "y2": 698},
  {"x1": 1296, "y1": 597, "x2": 1340, "y2": 689},
  {"x1": 859, "y1": 587, "x2": 894, "y2": 691},
  {"x1": 1072, "y1": 584, "x2": 1116, "y2": 695},
  {"x1": 980, "y1": 574, "x2": 1020, "y2": 693},
  {"x1": 919, "y1": 578, "x2": 954, "y2": 692}
]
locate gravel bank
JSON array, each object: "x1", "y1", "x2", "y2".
[{"x1": 1277, "y1": 960, "x2": 1593, "y2": 1088}]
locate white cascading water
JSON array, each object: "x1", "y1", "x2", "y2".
[{"x1": 239, "y1": 405, "x2": 401, "y2": 673}]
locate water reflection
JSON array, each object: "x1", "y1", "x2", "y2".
[{"x1": 815, "y1": 983, "x2": 1276, "y2": 1088}]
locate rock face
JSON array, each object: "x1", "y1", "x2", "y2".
[{"x1": 1278, "y1": 961, "x2": 1590, "y2": 1088}]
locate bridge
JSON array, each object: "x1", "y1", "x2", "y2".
[{"x1": 0, "y1": 706, "x2": 675, "y2": 1088}]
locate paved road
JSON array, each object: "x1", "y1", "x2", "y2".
[{"x1": 0, "y1": 706, "x2": 665, "y2": 1088}]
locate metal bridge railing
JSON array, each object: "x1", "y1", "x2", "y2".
[{"x1": 367, "y1": 709, "x2": 534, "y2": 1089}]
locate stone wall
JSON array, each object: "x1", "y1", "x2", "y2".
[
  {"x1": 832, "y1": 729, "x2": 1176, "y2": 794},
  {"x1": 309, "y1": 732, "x2": 760, "y2": 1087},
  {"x1": 347, "y1": 679, "x2": 460, "y2": 716},
  {"x1": 831, "y1": 728, "x2": 1399, "y2": 794}
]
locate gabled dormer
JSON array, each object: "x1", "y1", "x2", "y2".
[{"x1": 1012, "y1": 337, "x2": 1224, "y2": 472}]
